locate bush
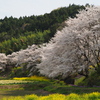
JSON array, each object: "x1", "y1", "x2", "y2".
[
  {"x1": 10, "y1": 67, "x2": 29, "y2": 77},
  {"x1": 77, "y1": 72, "x2": 100, "y2": 87}
]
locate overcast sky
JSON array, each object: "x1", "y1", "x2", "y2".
[{"x1": 0, "y1": 0, "x2": 100, "y2": 19}]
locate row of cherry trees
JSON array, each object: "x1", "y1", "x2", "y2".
[{"x1": 0, "y1": 6, "x2": 100, "y2": 81}]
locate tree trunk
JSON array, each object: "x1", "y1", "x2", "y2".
[{"x1": 63, "y1": 76, "x2": 75, "y2": 84}]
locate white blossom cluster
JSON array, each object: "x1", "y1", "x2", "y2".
[
  {"x1": 7, "y1": 45, "x2": 41, "y2": 66},
  {"x1": 0, "y1": 53, "x2": 7, "y2": 70},
  {"x1": 0, "y1": 45, "x2": 42, "y2": 73},
  {"x1": 0, "y1": 6, "x2": 100, "y2": 79}
]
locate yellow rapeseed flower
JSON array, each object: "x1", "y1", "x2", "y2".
[{"x1": 13, "y1": 75, "x2": 49, "y2": 82}]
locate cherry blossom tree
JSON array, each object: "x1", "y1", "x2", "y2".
[
  {"x1": 6, "y1": 45, "x2": 42, "y2": 75},
  {"x1": 36, "y1": 6, "x2": 100, "y2": 79}
]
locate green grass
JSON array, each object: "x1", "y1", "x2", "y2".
[
  {"x1": 0, "y1": 90, "x2": 35, "y2": 99},
  {"x1": 0, "y1": 75, "x2": 100, "y2": 99},
  {"x1": 75, "y1": 76, "x2": 85, "y2": 85}
]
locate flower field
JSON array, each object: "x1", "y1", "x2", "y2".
[
  {"x1": 0, "y1": 76, "x2": 49, "y2": 85},
  {"x1": 0, "y1": 80, "x2": 34, "y2": 85},
  {"x1": 0, "y1": 75, "x2": 100, "y2": 100},
  {"x1": 13, "y1": 75, "x2": 49, "y2": 81},
  {"x1": 2, "y1": 92, "x2": 100, "y2": 100}
]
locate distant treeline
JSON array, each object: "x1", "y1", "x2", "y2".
[{"x1": 0, "y1": 4, "x2": 85, "y2": 54}]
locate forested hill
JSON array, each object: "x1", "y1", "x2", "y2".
[{"x1": 0, "y1": 4, "x2": 85, "y2": 55}]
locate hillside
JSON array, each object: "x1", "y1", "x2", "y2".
[{"x1": 0, "y1": 4, "x2": 85, "y2": 54}]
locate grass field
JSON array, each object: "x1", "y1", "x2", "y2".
[{"x1": 0, "y1": 76, "x2": 100, "y2": 100}]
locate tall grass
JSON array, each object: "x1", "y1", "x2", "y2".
[{"x1": 2, "y1": 92, "x2": 100, "y2": 100}]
